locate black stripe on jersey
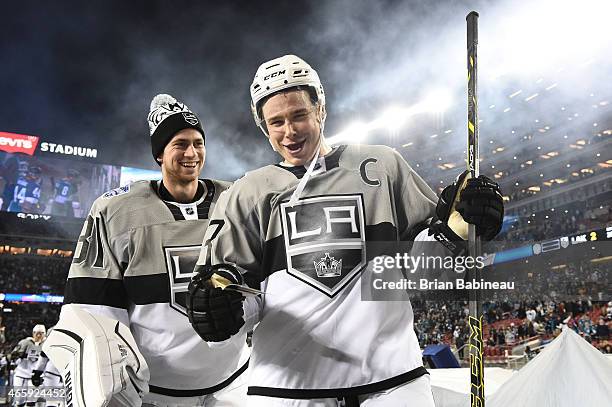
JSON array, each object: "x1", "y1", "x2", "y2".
[
  {"x1": 274, "y1": 145, "x2": 347, "y2": 179},
  {"x1": 202, "y1": 179, "x2": 216, "y2": 201},
  {"x1": 149, "y1": 360, "x2": 249, "y2": 397},
  {"x1": 325, "y1": 144, "x2": 346, "y2": 170},
  {"x1": 247, "y1": 366, "x2": 428, "y2": 399},
  {"x1": 64, "y1": 277, "x2": 129, "y2": 309},
  {"x1": 277, "y1": 164, "x2": 308, "y2": 179},
  {"x1": 197, "y1": 179, "x2": 216, "y2": 219},
  {"x1": 403, "y1": 220, "x2": 431, "y2": 241},
  {"x1": 155, "y1": 179, "x2": 216, "y2": 221},
  {"x1": 164, "y1": 204, "x2": 186, "y2": 221},
  {"x1": 123, "y1": 273, "x2": 170, "y2": 304},
  {"x1": 260, "y1": 221, "x2": 399, "y2": 282},
  {"x1": 153, "y1": 177, "x2": 185, "y2": 220}
]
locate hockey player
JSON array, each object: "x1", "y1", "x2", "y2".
[
  {"x1": 49, "y1": 169, "x2": 80, "y2": 217},
  {"x1": 10, "y1": 324, "x2": 46, "y2": 406},
  {"x1": 1, "y1": 155, "x2": 29, "y2": 211},
  {"x1": 187, "y1": 55, "x2": 504, "y2": 406},
  {"x1": 7, "y1": 166, "x2": 42, "y2": 213},
  {"x1": 46, "y1": 94, "x2": 248, "y2": 406},
  {"x1": 31, "y1": 326, "x2": 63, "y2": 407}
]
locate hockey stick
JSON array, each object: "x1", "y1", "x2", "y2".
[
  {"x1": 210, "y1": 273, "x2": 265, "y2": 297},
  {"x1": 466, "y1": 11, "x2": 485, "y2": 407}
]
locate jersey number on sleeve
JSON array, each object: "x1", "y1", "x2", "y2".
[{"x1": 72, "y1": 215, "x2": 105, "y2": 268}]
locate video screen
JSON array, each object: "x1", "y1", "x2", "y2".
[{"x1": 0, "y1": 151, "x2": 160, "y2": 218}]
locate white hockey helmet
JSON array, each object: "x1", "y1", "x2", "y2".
[
  {"x1": 33, "y1": 324, "x2": 46, "y2": 335},
  {"x1": 250, "y1": 54, "x2": 326, "y2": 136}
]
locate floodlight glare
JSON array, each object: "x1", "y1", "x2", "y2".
[
  {"x1": 420, "y1": 89, "x2": 452, "y2": 113},
  {"x1": 328, "y1": 122, "x2": 369, "y2": 145},
  {"x1": 380, "y1": 106, "x2": 410, "y2": 132},
  {"x1": 328, "y1": 89, "x2": 451, "y2": 144}
]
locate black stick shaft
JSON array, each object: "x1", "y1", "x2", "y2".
[{"x1": 466, "y1": 10, "x2": 485, "y2": 407}]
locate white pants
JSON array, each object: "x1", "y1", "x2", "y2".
[
  {"x1": 142, "y1": 373, "x2": 247, "y2": 407},
  {"x1": 247, "y1": 375, "x2": 435, "y2": 407}
]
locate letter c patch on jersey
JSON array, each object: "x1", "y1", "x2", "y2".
[
  {"x1": 359, "y1": 158, "x2": 380, "y2": 186},
  {"x1": 280, "y1": 194, "x2": 366, "y2": 297}
]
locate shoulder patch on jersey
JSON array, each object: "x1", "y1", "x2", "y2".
[{"x1": 101, "y1": 184, "x2": 130, "y2": 199}]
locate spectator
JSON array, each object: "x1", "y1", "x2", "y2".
[{"x1": 594, "y1": 318, "x2": 610, "y2": 340}]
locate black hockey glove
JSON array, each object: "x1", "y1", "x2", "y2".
[
  {"x1": 187, "y1": 264, "x2": 245, "y2": 342},
  {"x1": 31, "y1": 370, "x2": 44, "y2": 387},
  {"x1": 431, "y1": 170, "x2": 504, "y2": 248},
  {"x1": 456, "y1": 174, "x2": 504, "y2": 240}
]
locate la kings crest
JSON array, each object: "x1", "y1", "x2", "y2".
[
  {"x1": 280, "y1": 194, "x2": 366, "y2": 297},
  {"x1": 164, "y1": 245, "x2": 201, "y2": 316}
]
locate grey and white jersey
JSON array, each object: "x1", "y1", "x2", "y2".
[
  {"x1": 200, "y1": 145, "x2": 444, "y2": 397},
  {"x1": 33, "y1": 349, "x2": 62, "y2": 384},
  {"x1": 12, "y1": 337, "x2": 42, "y2": 379},
  {"x1": 64, "y1": 179, "x2": 248, "y2": 397}
]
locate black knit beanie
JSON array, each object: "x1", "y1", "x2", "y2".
[{"x1": 147, "y1": 94, "x2": 205, "y2": 164}]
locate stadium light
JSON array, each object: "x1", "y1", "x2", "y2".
[
  {"x1": 379, "y1": 106, "x2": 412, "y2": 132},
  {"x1": 328, "y1": 122, "x2": 369, "y2": 145},
  {"x1": 328, "y1": 89, "x2": 452, "y2": 145},
  {"x1": 418, "y1": 88, "x2": 452, "y2": 113},
  {"x1": 485, "y1": 0, "x2": 612, "y2": 76}
]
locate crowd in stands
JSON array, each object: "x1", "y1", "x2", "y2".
[
  {"x1": 492, "y1": 200, "x2": 611, "y2": 252},
  {"x1": 413, "y1": 257, "x2": 612, "y2": 362},
  {"x1": 502, "y1": 161, "x2": 610, "y2": 204},
  {"x1": 415, "y1": 298, "x2": 611, "y2": 360},
  {"x1": 0, "y1": 255, "x2": 70, "y2": 294},
  {"x1": 0, "y1": 255, "x2": 67, "y2": 353}
]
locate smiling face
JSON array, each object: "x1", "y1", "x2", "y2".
[
  {"x1": 261, "y1": 89, "x2": 324, "y2": 166},
  {"x1": 158, "y1": 128, "x2": 205, "y2": 185}
]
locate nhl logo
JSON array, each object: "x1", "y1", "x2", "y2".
[
  {"x1": 280, "y1": 194, "x2": 366, "y2": 297},
  {"x1": 182, "y1": 112, "x2": 199, "y2": 126},
  {"x1": 185, "y1": 207, "x2": 195, "y2": 216}
]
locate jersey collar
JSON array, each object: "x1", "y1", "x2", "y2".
[
  {"x1": 153, "y1": 179, "x2": 216, "y2": 220},
  {"x1": 275, "y1": 145, "x2": 347, "y2": 179}
]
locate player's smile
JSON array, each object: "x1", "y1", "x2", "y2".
[
  {"x1": 282, "y1": 139, "x2": 306, "y2": 154},
  {"x1": 180, "y1": 161, "x2": 199, "y2": 168},
  {"x1": 261, "y1": 89, "x2": 328, "y2": 166}
]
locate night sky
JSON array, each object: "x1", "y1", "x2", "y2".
[{"x1": 2, "y1": 0, "x2": 611, "y2": 180}]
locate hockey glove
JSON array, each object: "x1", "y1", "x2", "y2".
[
  {"x1": 432, "y1": 170, "x2": 504, "y2": 242},
  {"x1": 456, "y1": 174, "x2": 504, "y2": 240},
  {"x1": 31, "y1": 369, "x2": 44, "y2": 387},
  {"x1": 43, "y1": 305, "x2": 150, "y2": 407},
  {"x1": 187, "y1": 264, "x2": 245, "y2": 342}
]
